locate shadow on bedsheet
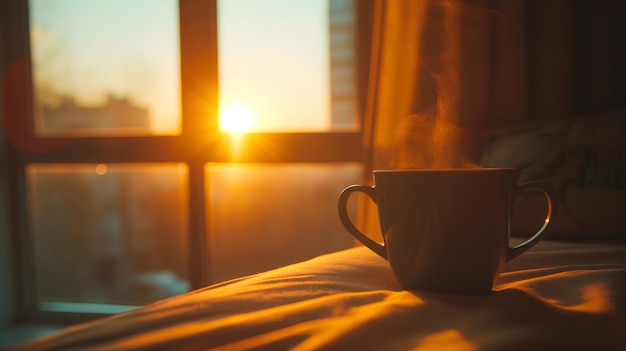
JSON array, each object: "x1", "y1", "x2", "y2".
[
  {"x1": 305, "y1": 285, "x2": 625, "y2": 351},
  {"x1": 209, "y1": 270, "x2": 626, "y2": 351}
]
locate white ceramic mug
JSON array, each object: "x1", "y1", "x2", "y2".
[{"x1": 338, "y1": 168, "x2": 554, "y2": 294}]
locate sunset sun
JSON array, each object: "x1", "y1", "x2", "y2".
[{"x1": 219, "y1": 102, "x2": 257, "y2": 134}]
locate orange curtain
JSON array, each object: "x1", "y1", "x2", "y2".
[
  {"x1": 363, "y1": 0, "x2": 626, "y2": 174},
  {"x1": 358, "y1": 0, "x2": 626, "y2": 237}
]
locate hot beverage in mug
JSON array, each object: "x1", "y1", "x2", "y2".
[{"x1": 338, "y1": 168, "x2": 554, "y2": 295}]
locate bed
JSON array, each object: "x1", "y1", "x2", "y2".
[{"x1": 11, "y1": 238, "x2": 626, "y2": 351}]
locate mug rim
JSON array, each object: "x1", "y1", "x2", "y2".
[{"x1": 373, "y1": 167, "x2": 517, "y2": 173}]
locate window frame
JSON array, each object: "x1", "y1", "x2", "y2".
[{"x1": 1, "y1": 0, "x2": 372, "y2": 323}]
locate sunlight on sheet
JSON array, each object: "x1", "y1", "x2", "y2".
[{"x1": 414, "y1": 329, "x2": 476, "y2": 351}]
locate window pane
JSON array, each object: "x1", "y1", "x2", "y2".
[
  {"x1": 206, "y1": 163, "x2": 360, "y2": 283},
  {"x1": 29, "y1": 0, "x2": 181, "y2": 136},
  {"x1": 217, "y1": 0, "x2": 359, "y2": 133},
  {"x1": 26, "y1": 163, "x2": 189, "y2": 309}
]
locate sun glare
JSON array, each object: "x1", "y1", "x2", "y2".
[{"x1": 219, "y1": 102, "x2": 257, "y2": 134}]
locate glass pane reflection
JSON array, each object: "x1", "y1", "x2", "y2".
[
  {"x1": 29, "y1": 0, "x2": 181, "y2": 136},
  {"x1": 26, "y1": 163, "x2": 189, "y2": 307},
  {"x1": 217, "y1": 0, "x2": 359, "y2": 132},
  {"x1": 206, "y1": 163, "x2": 360, "y2": 283}
]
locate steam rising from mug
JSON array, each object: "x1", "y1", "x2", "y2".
[
  {"x1": 394, "y1": 110, "x2": 477, "y2": 169},
  {"x1": 390, "y1": 1, "x2": 500, "y2": 170}
]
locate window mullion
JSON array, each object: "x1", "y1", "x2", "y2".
[{"x1": 179, "y1": 0, "x2": 219, "y2": 287}]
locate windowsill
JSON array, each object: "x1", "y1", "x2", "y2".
[{"x1": 0, "y1": 323, "x2": 68, "y2": 349}]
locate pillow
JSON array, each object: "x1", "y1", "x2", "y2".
[{"x1": 480, "y1": 108, "x2": 626, "y2": 244}]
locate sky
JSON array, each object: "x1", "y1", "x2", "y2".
[
  {"x1": 218, "y1": 0, "x2": 329, "y2": 131},
  {"x1": 29, "y1": 0, "x2": 330, "y2": 134}
]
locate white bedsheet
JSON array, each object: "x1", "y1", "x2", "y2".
[{"x1": 13, "y1": 240, "x2": 626, "y2": 350}]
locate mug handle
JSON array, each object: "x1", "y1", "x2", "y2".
[
  {"x1": 338, "y1": 185, "x2": 388, "y2": 259},
  {"x1": 506, "y1": 182, "x2": 555, "y2": 262}
]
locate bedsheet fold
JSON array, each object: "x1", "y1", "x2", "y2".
[{"x1": 13, "y1": 240, "x2": 626, "y2": 351}]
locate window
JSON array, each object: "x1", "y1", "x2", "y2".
[{"x1": 1, "y1": 0, "x2": 372, "y2": 322}]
